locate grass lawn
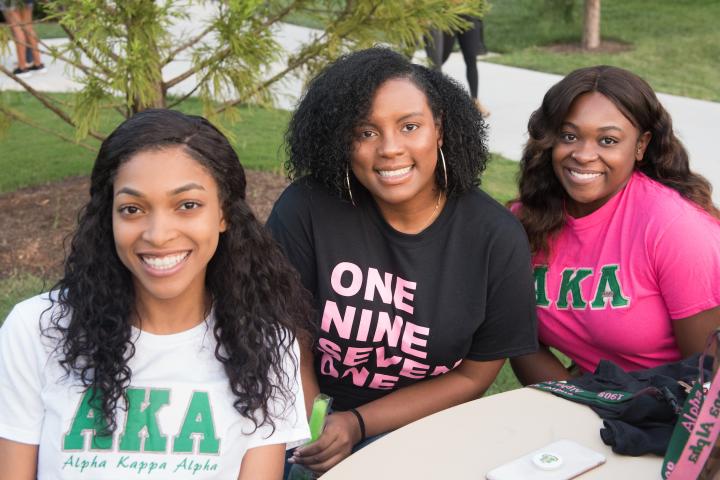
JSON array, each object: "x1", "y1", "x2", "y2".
[
  {"x1": 483, "y1": 0, "x2": 720, "y2": 101},
  {"x1": 0, "y1": 92, "x2": 290, "y2": 193}
]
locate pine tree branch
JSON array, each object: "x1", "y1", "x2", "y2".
[
  {"x1": 166, "y1": 69, "x2": 213, "y2": 109},
  {"x1": 0, "y1": 105, "x2": 97, "y2": 151},
  {"x1": 162, "y1": 0, "x2": 302, "y2": 91},
  {"x1": 37, "y1": 39, "x2": 113, "y2": 81},
  {"x1": 162, "y1": 23, "x2": 215, "y2": 66},
  {"x1": 214, "y1": 0, "x2": 373, "y2": 114},
  {"x1": 214, "y1": 38, "x2": 327, "y2": 114},
  {"x1": 163, "y1": 46, "x2": 231, "y2": 90},
  {"x1": 0, "y1": 65, "x2": 106, "y2": 141},
  {"x1": 60, "y1": 24, "x2": 119, "y2": 73}
]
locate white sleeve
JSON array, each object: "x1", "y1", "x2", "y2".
[
  {"x1": 0, "y1": 299, "x2": 47, "y2": 444},
  {"x1": 246, "y1": 339, "x2": 310, "y2": 450}
]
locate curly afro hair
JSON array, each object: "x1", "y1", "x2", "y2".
[{"x1": 285, "y1": 47, "x2": 488, "y2": 200}]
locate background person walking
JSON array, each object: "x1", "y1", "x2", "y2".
[{"x1": 1, "y1": 0, "x2": 45, "y2": 77}]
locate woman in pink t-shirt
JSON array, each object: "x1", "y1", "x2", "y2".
[{"x1": 511, "y1": 65, "x2": 720, "y2": 385}]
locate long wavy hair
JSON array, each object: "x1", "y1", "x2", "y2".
[
  {"x1": 285, "y1": 47, "x2": 488, "y2": 199},
  {"x1": 47, "y1": 109, "x2": 314, "y2": 434},
  {"x1": 517, "y1": 65, "x2": 719, "y2": 255}
]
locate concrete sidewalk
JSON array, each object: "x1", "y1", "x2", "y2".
[{"x1": 2, "y1": 16, "x2": 718, "y2": 202}]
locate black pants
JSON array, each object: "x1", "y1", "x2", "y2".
[{"x1": 424, "y1": 17, "x2": 482, "y2": 98}]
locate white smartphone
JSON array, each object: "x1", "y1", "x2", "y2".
[{"x1": 486, "y1": 439, "x2": 606, "y2": 480}]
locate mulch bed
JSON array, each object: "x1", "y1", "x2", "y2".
[{"x1": 0, "y1": 171, "x2": 289, "y2": 281}]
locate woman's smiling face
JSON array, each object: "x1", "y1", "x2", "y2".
[
  {"x1": 112, "y1": 146, "x2": 226, "y2": 304},
  {"x1": 552, "y1": 91, "x2": 650, "y2": 218},
  {"x1": 350, "y1": 77, "x2": 442, "y2": 214}
]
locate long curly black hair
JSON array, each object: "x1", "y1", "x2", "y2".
[
  {"x1": 285, "y1": 47, "x2": 488, "y2": 199},
  {"x1": 47, "y1": 109, "x2": 314, "y2": 434},
  {"x1": 517, "y1": 65, "x2": 719, "y2": 255}
]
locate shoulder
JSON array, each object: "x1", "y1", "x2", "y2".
[
  {"x1": 269, "y1": 177, "x2": 342, "y2": 226},
  {"x1": 0, "y1": 292, "x2": 63, "y2": 358},
  {"x1": 2, "y1": 292, "x2": 61, "y2": 333},
  {"x1": 456, "y1": 189, "x2": 529, "y2": 239},
  {"x1": 630, "y1": 172, "x2": 719, "y2": 233},
  {"x1": 631, "y1": 172, "x2": 707, "y2": 218},
  {"x1": 272, "y1": 177, "x2": 336, "y2": 211}
]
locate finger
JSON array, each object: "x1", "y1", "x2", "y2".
[
  {"x1": 295, "y1": 441, "x2": 341, "y2": 466},
  {"x1": 294, "y1": 432, "x2": 334, "y2": 457},
  {"x1": 307, "y1": 452, "x2": 349, "y2": 474}
]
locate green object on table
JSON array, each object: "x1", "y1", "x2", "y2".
[{"x1": 308, "y1": 394, "x2": 332, "y2": 443}]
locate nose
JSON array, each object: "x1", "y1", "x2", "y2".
[
  {"x1": 570, "y1": 141, "x2": 599, "y2": 163},
  {"x1": 378, "y1": 131, "x2": 404, "y2": 158},
  {"x1": 141, "y1": 212, "x2": 178, "y2": 246}
]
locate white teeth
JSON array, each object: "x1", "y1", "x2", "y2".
[
  {"x1": 568, "y1": 169, "x2": 602, "y2": 180},
  {"x1": 141, "y1": 252, "x2": 189, "y2": 270},
  {"x1": 377, "y1": 166, "x2": 412, "y2": 177}
]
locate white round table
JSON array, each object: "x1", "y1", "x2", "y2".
[{"x1": 322, "y1": 388, "x2": 662, "y2": 479}]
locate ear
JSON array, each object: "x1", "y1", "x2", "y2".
[
  {"x1": 635, "y1": 131, "x2": 651, "y2": 162},
  {"x1": 435, "y1": 121, "x2": 443, "y2": 149},
  {"x1": 219, "y1": 214, "x2": 228, "y2": 233}
]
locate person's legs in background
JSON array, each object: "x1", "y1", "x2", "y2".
[
  {"x1": 1, "y1": 1, "x2": 32, "y2": 77},
  {"x1": 423, "y1": 29, "x2": 444, "y2": 71},
  {"x1": 19, "y1": 1, "x2": 45, "y2": 72},
  {"x1": 456, "y1": 16, "x2": 489, "y2": 117}
]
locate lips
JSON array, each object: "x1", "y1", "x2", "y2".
[
  {"x1": 377, "y1": 165, "x2": 413, "y2": 178},
  {"x1": 565, "y1": 167, "x2": 603, "y2": 184},
  {"x1": 139, "y1": 251, "x2": 190, "y2": 271}
]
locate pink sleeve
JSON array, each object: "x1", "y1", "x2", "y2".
[{"x1": 652, "y1": 210, "x2": 720, "y2": 319}]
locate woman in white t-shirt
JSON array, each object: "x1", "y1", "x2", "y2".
[{"x1": 0, "y1": 109, "x2": 312, "y2": 479}]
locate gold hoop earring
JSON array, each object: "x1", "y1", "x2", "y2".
[
  {"x1": 439, "y1": 147, "x2": 448, "y2": 191},
  {"x1": 346, "y1": 165, "x2": 356, "y2": 206}
]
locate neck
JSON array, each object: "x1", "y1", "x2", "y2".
[
  {"x1": 132, "y1": 283, "x2": 210, "y2": 335},
  {"x1": 377, "y1": 187, "x2": 446, "y2": 234}
]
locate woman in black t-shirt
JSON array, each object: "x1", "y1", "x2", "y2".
[{"x1": 268, "y1": 47, "x2": 537, "y2": 476}]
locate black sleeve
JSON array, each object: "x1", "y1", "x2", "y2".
[
  {"x1": 467, "y1": 216, "x2": 538, "y2": 360},
  {"x1": 265, "y1": 183, "x2": 318, "y2": 296}
]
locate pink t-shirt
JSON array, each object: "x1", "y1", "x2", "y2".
[{"x1": 523, "y1": 171, "x2": 720, "y2": 373}]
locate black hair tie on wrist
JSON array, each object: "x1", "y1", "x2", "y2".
[{"x1": 348, "y1": 408, "x2": 366, "y2": 443}]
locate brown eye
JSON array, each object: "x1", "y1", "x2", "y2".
[
  {"x1": 119, "y1": 205, "x2": 141, "y2": 215},
  {"x1": 179, "y1": 201, "x2": 201, "y2": 210}
]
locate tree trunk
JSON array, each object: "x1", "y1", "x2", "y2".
[
  {"x1": 127, "y1": 0, "x2": 165, "y2": 114},
  {"x1": 582, "y1": 0, "x2": 601, "y2": 50}
]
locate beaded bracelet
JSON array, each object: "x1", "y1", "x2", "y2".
[{"x1": 348, "y1": 408, "x2": 366, "y2": 443}]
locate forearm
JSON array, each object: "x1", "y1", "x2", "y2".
[
  {"x1": 356, "y1": 358, "x2": 504, "y2": 438},
  {"x1": 510, "y1": 346, "x2": 570, "y2": 386},
  {"x1": 299, "y1": 341, "x2": 320, "y2": 418}
]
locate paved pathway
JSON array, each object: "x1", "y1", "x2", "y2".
[{"x1": 2, "y1": 11, "x2": 718, "y2": 202}]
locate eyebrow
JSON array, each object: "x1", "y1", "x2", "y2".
[
  {"x1": 115, "y1": 183, "x2": 206, "y2": 198},
  {"x1": 356, "y1": 112, "x2": 426, "y2": 127},
  {"x1": 562, "y1": 121, "x2": 623, "y2": 133}
]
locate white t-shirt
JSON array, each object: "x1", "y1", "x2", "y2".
[{"x1": 0, "y1": 294, "x2": 309, "y2": 480}]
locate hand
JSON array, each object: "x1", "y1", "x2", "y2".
[{"x1": 289, "y1": 411, "x2": 362, "y2": 474}]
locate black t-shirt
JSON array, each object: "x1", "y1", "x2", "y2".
[{"x1": 267, "y1": 179, "x2": 537, "y2": 410}]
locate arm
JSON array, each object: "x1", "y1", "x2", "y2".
[
  {"x1": 0, "y1": 438, "x2": 37, "y2": 480},
  {"x1": 237, "y1": 443, "x2": 286, "y2": 480},
  {"x1": 510, "y1": 345, "x2": 571, "y2": 386},
  {"x1": 673, "y1": 306, "x2": 720, "y2": 356},
  {"x1": 298, "y1": 336, "x2": 320, "y2": 417},
  {"x1": 291, "y1": 357, "x2": 503, "y2": 473}
]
